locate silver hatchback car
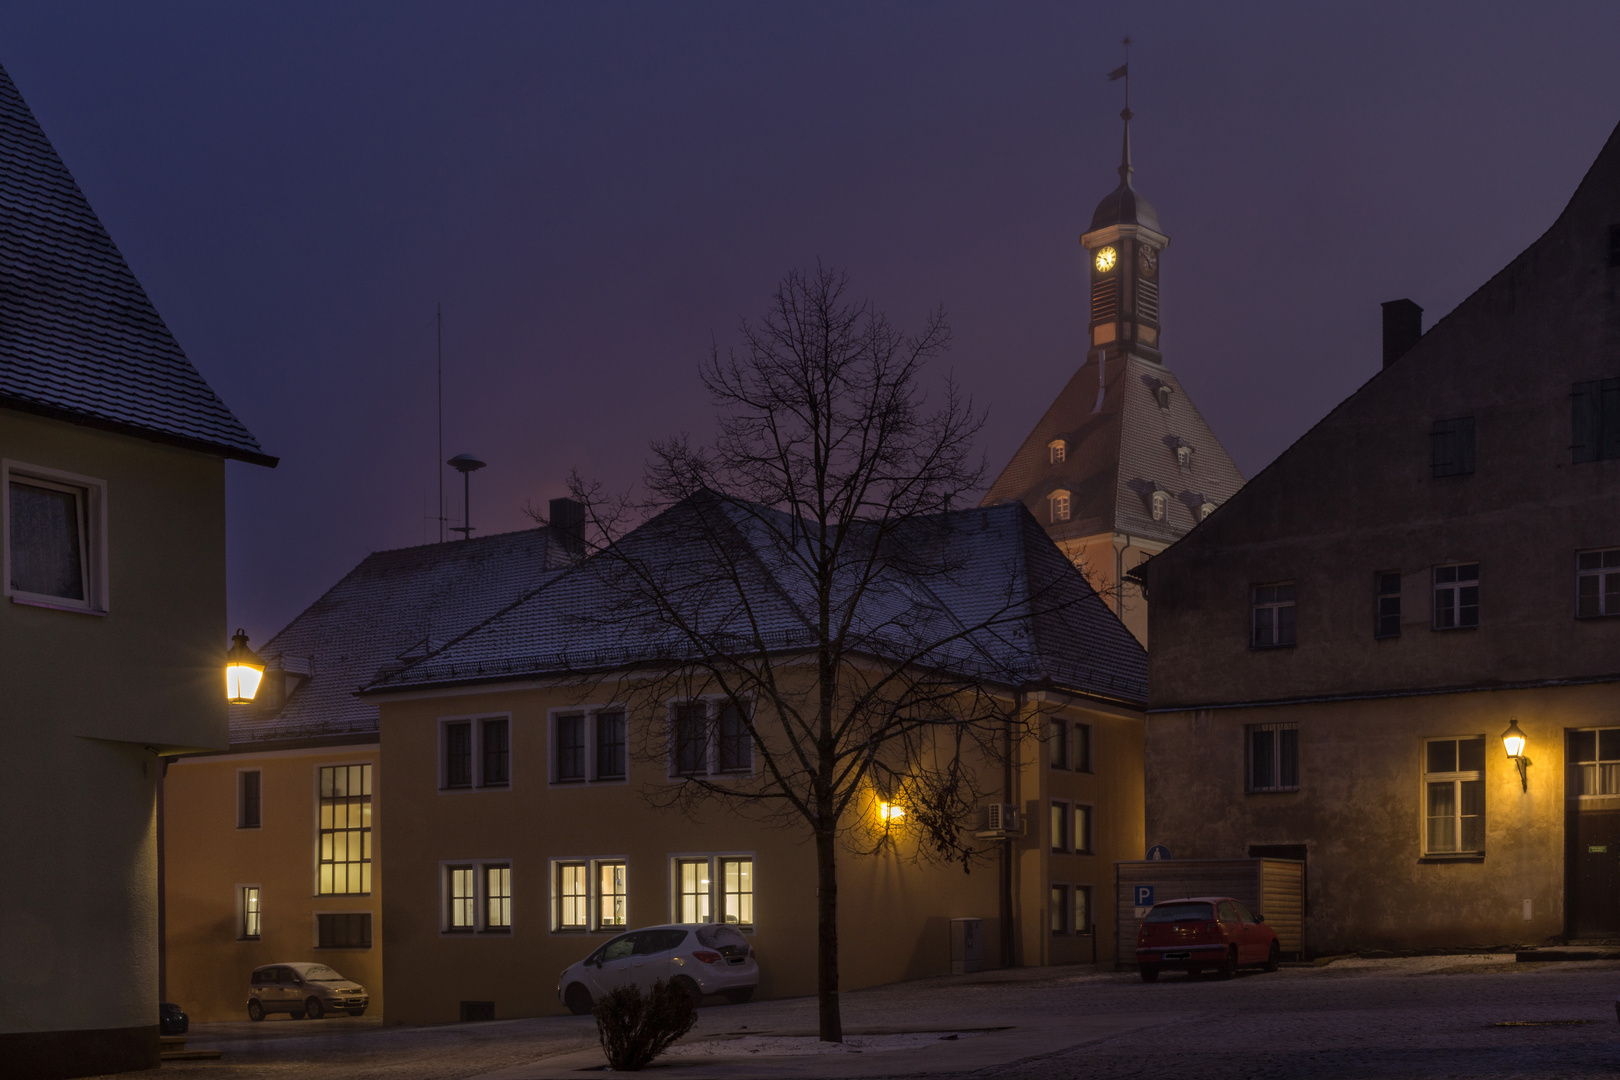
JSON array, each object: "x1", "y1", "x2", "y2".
[
  {"x1": 558, "y1": 924, "x2": 759, "y2": 1014},
  {"x1": 247, "y1": 962, "x2": 369, "y2": 1020}
]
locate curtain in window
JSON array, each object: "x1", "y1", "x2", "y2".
[{"x1": 9, "y1": 481, "x2": 83, "y2": 599}]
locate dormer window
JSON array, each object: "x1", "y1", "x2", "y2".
[
  {"x1": 1050, "y1": 490, "x2": 1071, "y2": 523},
  {"x1": 1151, "y1": 490, "x2": 1167, "y2": 521},
  {"x1": 1048, "y1": 439, "x2": 1067, "y2": 464},
  {"x1": 1200, "y1": 501, "x2": 1216, "y2": 521},
  {"x1": 1176, "y1": 444, "x2": 1193, "y2": 469},
  {"x1": 1156, "y1": 385, "x2": 1174, "y2": 410}
]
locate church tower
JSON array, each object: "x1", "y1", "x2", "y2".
[{"x1": 982, "y1": 105, "x2": 1244, "y2": 645}]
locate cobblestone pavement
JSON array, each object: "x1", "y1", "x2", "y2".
[{"x1": 136, "y1": 957, "x2": 1620, "y2": 1080}]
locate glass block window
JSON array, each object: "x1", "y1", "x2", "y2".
[
  {"x1": 318, "y1": 764, "x2": 372, "y2": 895},
  {"x1": 1424, "y1": 737, "x2": 1485, "y2": 855}
]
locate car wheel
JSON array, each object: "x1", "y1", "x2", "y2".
[
  {"x1": 305, "y1": 997, "x2": 325, "y2": 1020},
  {"x1": 723, "y1": 988, "x2": 754, "y2": 1005},
  {"x1": 1139, "y1": 965, "x2": 1160, "y2": 983},
  {"x1": 564, "y1": 984, "x2": 594, "y2": 1016},
  {"x1": 672, "y1": 976, "x2": 702, "y2": 1007},
  {"x1": 1216, "y1": 947, "x2": 1237, "y2": 980},
  {"x1": 1264, "y1": 941, "x2": 1280, "y2": 973},
  {"x1": 247, "y1": 1000, "x2": 265, "y2": 1022},
  {"x1": 289, "y1": 1011, "x2": 306, "y2": 1020}
]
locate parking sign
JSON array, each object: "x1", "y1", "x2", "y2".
[{"x1": 1134, "y1": 885, "x2": 1155, "y2": 907}]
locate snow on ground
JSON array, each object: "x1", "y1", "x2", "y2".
[{"x1": 664, "y1": 1031, "x2": 983, "y2": 1057}]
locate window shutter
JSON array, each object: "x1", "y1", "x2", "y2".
[
  {"x1": 1601, "y1": 378, "x2": 1620, "y2": 461},
  {"x1": 1573, "y1": 380, "x2": 1601, "y2": 463},
  {"x1": 1455, "y1": 416, "x2": 1475, "y2": 474}
]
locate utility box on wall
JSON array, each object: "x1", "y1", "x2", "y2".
[
  {"x1": 950, "y1": 917, "x2": 983, "y2": 974},
  {"x1": 1115, "y1": 859, "x2": 1304, "y2": 966}
]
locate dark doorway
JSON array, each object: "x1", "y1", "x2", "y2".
[
  {"x1": 1567, "y1": 810, "x2": 1620, "y2": 938},
  {"x1": 1249, "y1": 844, "x2": 1308, "y2": 916}
]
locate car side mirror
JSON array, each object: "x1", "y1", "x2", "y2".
[{"x1": 1256, "y1": 915, "x2": 1266, "y2": 923}]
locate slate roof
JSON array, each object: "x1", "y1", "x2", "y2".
[
  {"x1": 229, "y1": 528, "x2": 567, "y2": 746},
  {"x1": 982, "y1": 353, "x2": 1245, "y2": 547},
  {"x1": 0, "y1": 62, "x2": 271, "y2": 465},
  {"x1": 364, "y1": 496, "x2": 1147, "y2": 706}
]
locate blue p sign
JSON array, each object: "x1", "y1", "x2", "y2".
[{"x1": 1134, "y1": 885, "x2": 1155, "y2": 907}]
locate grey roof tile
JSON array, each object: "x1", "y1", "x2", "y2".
[{"x1": 0, "y1": 63, "x2": 269, "y2": 464}]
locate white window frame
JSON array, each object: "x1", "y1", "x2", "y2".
[
  {"x1": 237, "y1": 884, "x2": 262, "y2": 941},
  {"x1": 1150, "y1": 490, "x2": 1167, "y2": 521},
  {"x1": 665, "y1": 696, "x2": 756, "y2": 780},
  {"x1": 547, "y1": 705, "x2": 631, "y2": 786},
  {"x1": 437, "y1": 713, "x2": 513, "y2": 792},
  {"x1": 1576, "y1": 549, "x2": 1620, "y2": 618},
  {"x1": 441, "y1": 859, "x2": 515, "y2": 934},
  {"x1": 549, "y1": 856, "x2": 628, "y2": 933},
  {"x1": 1049, "y1": 490, "x2": 1071, "y2": 523},
  {"x1": 668, "y1": 852, "x2": 755, "y2": 932},
  {"x1": 1421, "y1": 736, "x2": 1485, "y2": 857},
  {"x1": 237, "y1": 768, "x2": 263, "y2": 829},
  {"x1": 1569, "y1": 727, "x2": 1620, "y2": 797},
  {"x1": 1176, "y1": 444, "x2": 1193, "y2": 468},
  {"x1": 2, "y1": 460, "x2": 109, "y2": 614},
  {"x1": 315, "y1": 762, "x2": 373, "y2": 896},
  {"x1": 1048, "y1": 440, "x2": 1066, "y2": 464}
]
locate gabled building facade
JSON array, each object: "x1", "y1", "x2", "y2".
[
  {"x1": 163, "y1": 521, "x2": 576, "y2": 1021},
  {"x1": 983, "y1": 108, "x2": 1244, "y2": 644},
  {"x1": 1142, "y1": 120, "x2": 1620, "y2": 952},
  {"x1": 0, "y1": 63, "x2": 273, "y2": 1077},
  {"x1": 362, "y1": 498, "x2": 1149, "y2": 1023}
]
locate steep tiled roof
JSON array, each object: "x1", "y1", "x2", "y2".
[
  {"x1": 0, "y1": 63, "x2": 271, "y2": 464},
  {"x1": 981, "y1": 353, "x2": 1244, "y2": 546},
  {"x1": 229, "y1": 529, "x2": 566, "y2": 746},
  {"x1": 366, "y1": 497, "x2": 1147, "y2": 705}
]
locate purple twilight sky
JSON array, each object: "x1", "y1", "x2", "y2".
[{"x1": 1, "y1": 2, "x2": 1617, "y2": 644}]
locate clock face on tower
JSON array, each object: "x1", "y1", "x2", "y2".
[
  {"x1": 1094, "y1": 246, "x2": 1117, "y2": 273},
  {"x1": 1138, "y1": 245, "x2": 1158, "y2": 277}
]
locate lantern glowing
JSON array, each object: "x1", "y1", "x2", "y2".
[
  {"x1": 879, "y1": 801, "x2": 905, "y2": 823},
  {"x1": 1501, "y1": 718, "x2": 1526, "y2": 760},
  {"x1": 225, "y1": 628, "x2": 265, "y2": 704}
]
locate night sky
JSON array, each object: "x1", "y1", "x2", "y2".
[{"x1": 2, "y1": 3, "x2": 1616, "y2": 644}]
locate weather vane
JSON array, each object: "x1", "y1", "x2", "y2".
[{"x1": 1108, "y1": 36, "x2": 1131, "y2": 118}]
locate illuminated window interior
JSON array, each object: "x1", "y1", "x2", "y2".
[{"x1": 318, "y1": 764, "x2": 372, "y2": 895}]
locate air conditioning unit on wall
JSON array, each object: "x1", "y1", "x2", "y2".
[{"x1": 976, "y1": 803, "x2": 1021, "y2": 838}]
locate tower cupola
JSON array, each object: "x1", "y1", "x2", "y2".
[{"x1": 1081, "y1": 106, "x2": 1168, "y2": 361}]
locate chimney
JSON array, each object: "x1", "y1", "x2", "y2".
[
  {"x1": 549, "y1": 497, "x2": 586, "y2": 557},
  {"x1": 1381, "y1": 299, "x2": 1423, "y2": 368}
]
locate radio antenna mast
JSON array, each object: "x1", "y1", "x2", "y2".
[{"x1": 436, "y1": 304, "x2": 445, "y2": 544}]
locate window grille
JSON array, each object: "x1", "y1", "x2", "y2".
[
  {"x1": 1151, "y1": 490, "x2": 1167, "y2": 521},
  {"x1": 1049, "y1": 441, "x2": 1066, "y2": 464},
  {"x1": 1050, "y1": 491, "x2": 1071, "y2": 523}
]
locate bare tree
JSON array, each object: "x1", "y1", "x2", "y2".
[{"x1": 533, "y1": 266, "x2": 1048, "y2": 1042}]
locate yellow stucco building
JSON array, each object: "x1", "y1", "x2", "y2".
[{"x1": 0, "y1": 63, "x2": 273, "y2": 1078}]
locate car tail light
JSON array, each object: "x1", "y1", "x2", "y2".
[
  {"x1": 692, "y1": 950, "x2": 723, "y2": 964},
  {"x1": 1205, "y1": 922, "x2": 1221, "y2": 935}
]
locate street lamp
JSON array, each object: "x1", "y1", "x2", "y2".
[
  {"x1": 1501, "y1": 717, "x2": 1528, "y2": 791},
  {"x1": 226, "y1": 629, "x2": 265, "y2": 704}
]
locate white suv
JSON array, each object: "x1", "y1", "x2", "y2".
[
  {"x1": 558, "y1": 924, "x2": 758, "y2": 1014},
  {"x1": 247, "y1": 963, "x2": 369, "y2": 1020}
]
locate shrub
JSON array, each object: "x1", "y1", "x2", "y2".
[{"x1": 593, "y1": 979, "x2": 699, "y2": 1071}]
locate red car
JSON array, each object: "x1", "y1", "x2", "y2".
[{"x1": 1135, "y1": 896, "x2": 1280, "y2": 982}]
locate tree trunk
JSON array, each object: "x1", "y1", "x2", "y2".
[{"x1": 815, "y1": 824, "x2": 843, "y2": 1042}]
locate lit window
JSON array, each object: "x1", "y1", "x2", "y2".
[
  {"x1": 1048, "y1": 440, "x2": 1067, "y2": 464},
  {"x1": 1151, "y1": 491, "x2": 1167, "y2": 521},
  {"x1": 238, "y1": 770, "x2": 262, "y2": 829},
  {"x1": 1375, "y1": 572, "x2": 1402, "y2": 638},
  {"x1": 486, "y1": 865, "x2": 511, "y2": 931},
  {"x1": 1247, "y1": 723, "x2": 1299, "y2": 792},
  {"x1": 676, "y1": 859, "x2": 711, "y2": 923},
  {"x1": 1423, "y1": 737, "x2": 1484, "y2": 855},
  {"x1": 1577, "y1": 549, "x2": 1620, "y2": 618},
  {"x1": 447, "y1": 865, "x2": 475, "y2": 931},
  {"x1": 1252, "y1": 583, "x2": 1296, "y2": 648},
  {"x1": 1050, "y1": 491, "x2": 1071, "y2": 523},
  {"x1": 720, "y1": 858, "x2": 753, "y2": 927},
  {"x1": 1050, "y1": 800, "x2": 1069, "y2": 853},
  {"x1": 240, "y1": 886, "x2": 261, "y2": 940},
  {"x1": 1433, "y1": 564, "x2": 1479, "y2": 629},
  {"x1": 556, "y1": 863, "x2": 588, "y2": 930},
  {"x1": 1074, "y1": 885, "x2": 1093, "y2": 934},
  {"x1": 1073, "y1": 805, "x2": 1093, "y2": 854},
  {"x1": 318, "y1": 764, "x2": 372, "y2": 895},
  {"x1": 598, "y1": 862, "x2": 628, "y2": 928},
  {"x1": 4, "y1": 463, "x2": 106, "y2": 611},
  {"x1": 1570, "y1": 728, "x2": 1620, "y2": 796}
]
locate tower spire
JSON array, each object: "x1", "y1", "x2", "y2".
[{"x1": 1109, "y1": 37, "x2": 1134, "y2": 187}]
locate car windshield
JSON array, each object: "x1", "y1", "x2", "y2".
[
  {"x1": 1144, "y1": 902, "x2": 1215, "y2": 923},
  {"x1": 301, "y1": 965, "x2": 346, "y2": 981}
]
